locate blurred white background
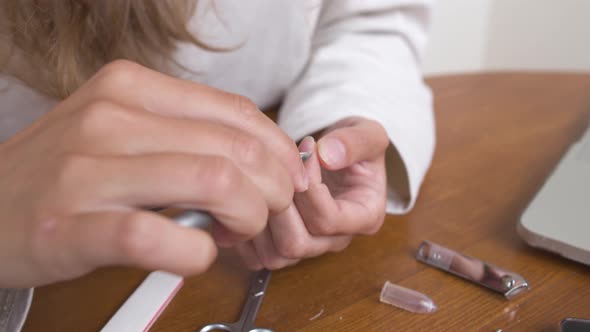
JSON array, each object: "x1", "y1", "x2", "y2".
[{"x1": 422, "y1": 0, "x2": 590, "y2": 75}]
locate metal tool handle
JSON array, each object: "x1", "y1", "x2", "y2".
[
  {"x1": 236, "y1": 270, "x2": 272, "y2": 330},
  {"x1": 173, "y1": 210, "x2": 213, "y2": 230},
  {"x1": 196, "y1": 270, "x2": 273, "y2": 332}
]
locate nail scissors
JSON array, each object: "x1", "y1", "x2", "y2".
[{"x1": 198, "y1": 269, "x2": 273, "y2": 332}]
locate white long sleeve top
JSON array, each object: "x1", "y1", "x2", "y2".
[{"x1": 0, "y1": 0, "x2": 435, "y2": 214}]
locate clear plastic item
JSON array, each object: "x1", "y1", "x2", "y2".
[{"x1": 379, "y1": 281, "x2": 437, "y2": 314}]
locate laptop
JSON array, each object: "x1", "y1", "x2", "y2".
[{"x1": 518, "y1": 123, "x2": 590, "y2": 266}]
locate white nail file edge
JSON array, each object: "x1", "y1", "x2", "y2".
[{"x1": 100, "y1": 271, "x2": 184, "y2": 332}]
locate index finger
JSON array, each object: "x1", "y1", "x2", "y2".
[{"x1": 67, "y1": 60, "x2": 308, "y2": 191}]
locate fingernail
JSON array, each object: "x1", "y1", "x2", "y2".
[
  {"x1": 299, "y1": 136, "x2": 315, "y2": 153},
  {"x1": 297, "y1": 163, "x2": 309, "y2": 192},
  {"x1": 297, "y1": 137, "x2": 313, "y2": 191},
  {"x1": 318, "y1": 137, "x2": 346, "y2": 168},
  {"x1": 301, "y1": 168, "x2": 309, "y2": 191}
]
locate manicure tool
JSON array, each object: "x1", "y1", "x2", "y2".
[
  {"x1": 198, "y1": 269, "x2": 273, "y2": 332},
  {"x1": 416, "y1": 241, "x2": 529, "y2": 299}
]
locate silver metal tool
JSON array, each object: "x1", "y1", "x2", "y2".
[
  {"x1": 299, "y1": 151, "x2": 312, "y2": 162},
  {"x1": 198, "y1": 269, "x2": 273, "y2": 332},
  {"x1": 173, "y1": 210, "x2": 215, "y2": 229},
  {"x1": 0, "y1": 288, "x2": 33, "y2": 332},
  {"x1": 416, "y1": 241, "x2": 529, "y2": 300},
  {"x1": 173, "y1": 151, "x2": 312, "y2": 230}
]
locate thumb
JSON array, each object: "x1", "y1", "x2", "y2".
[{"x1": 317, "y1": 118, "x2": 389, "y2": 170}]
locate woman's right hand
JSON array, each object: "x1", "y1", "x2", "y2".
[{"x1": 0, "y1": 60, "x2": 307, "y2": 287}]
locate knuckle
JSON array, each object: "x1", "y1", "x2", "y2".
[
  {"x1": 232, "y1": 94, "x2": 260, "y2": 118},
  {"x1": 58, "y1": 152, "x2": 90, "y2": 176},
  {"x1": 331, "y1": 237, "x2": 353, "y2": 253},
  {"x1": 275, "y1": 193, "x2": 293, "y2": 213},
  {"x1": 198, "y1": 156, "x2": 242, "y2": 200},
  {"x1": 274, "y1": 191, "x2": 293, "y2": 214},
  {"x1": 76, "y1": 101, "x2": 128, "y2": 138},
  {"x1": 275, "y1": 135, "x2": 300, "y2": 162},
  {"x1": 259, "y1": 254, "x2": 287, "y2": 271},
  {"x1": 235, "y1": 213, "x2": 267, "y2": 241},
  {"x1": 54, "y1": 153, "x2": 94, "y2": 193},
  {"x1": 249, "y1": 209, "x2": 269, "y2": 237},
  {"x1": 231, "y1": 133, "x2": 266, "y2": 168},
  {"x1": 307, "y1": 217, "x2": 337, "y2": 236},
  {"x1": 116, "y1": 213, "x2": 159, "y2": 262},
  {"x1": 230, "y1": 94, "x2": 263, "y2": 129},
  {"x1": 275, "y1": 235, "x2": 308, "y2": 259},
  {"x1": 363, "y1": 210, "x2": 386, "y2": 235},
  {"x1": 94, "y1": 59, "x2": 143, "y2": 91}
]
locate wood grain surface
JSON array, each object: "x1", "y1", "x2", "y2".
[{"x1": 22, "y1": 73, "x2": 590, "y2": 332}]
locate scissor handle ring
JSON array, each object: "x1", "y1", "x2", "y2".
[{"x1": 198, "y1": 323, "x2": 233, "y2": 332}]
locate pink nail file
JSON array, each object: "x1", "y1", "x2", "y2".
[{"x1": 100, "y1": 271, "x2": 184, "y2": 332}]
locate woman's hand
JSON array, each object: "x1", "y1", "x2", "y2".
[
  {"x1": 236, "y1": 117, "x2": 389, "y2": 269},
  {"x1": 0, "y1": 60, "x2": 306, "y2": 287}
]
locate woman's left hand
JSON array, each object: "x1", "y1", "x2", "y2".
[{"x1": 235, "y1": 117, "x2": 390, "y2": 269}]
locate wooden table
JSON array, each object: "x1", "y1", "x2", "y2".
[{"x1": 23, "y1": 73, "x2": 590, "y2": 331}]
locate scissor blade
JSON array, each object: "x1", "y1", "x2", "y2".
[
  {"x1": 236, "y1": 269, "x2": 272, "y2": 329},
  {"x1": 299, "y1": 151, "x2": 312, "y2": 162},
  {"x1": 247, "y1": 269, "x2": 272, "y2": 296}
]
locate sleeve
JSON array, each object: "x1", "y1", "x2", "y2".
[
  {"x1": 0, "y1": 76, "x2": 56, "y2": 142},
  {"x1": 277, "y1": 0, "x2": 435, "y2": 214}
]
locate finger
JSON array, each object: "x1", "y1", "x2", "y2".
[
  {"x1": 299, "y1": 136, "x2": 322, "y2": 184},
  {"x1": 235, "y1": 242, "x2": 263, "y2": 270},
  {"x1": 68, "y1": 61, "x2": 308, "y2": 191},
  {"x1": 296, "y1": 138, "x2": 378, "y2": 236},
  {"x1": 252, "y1": 228, "x2": 299, "y2": 270},
  {"x1": 295, "y1": 182, "x2": 385, "y2": 236},
  {"x1": 57, "y1": 153, "x2": 268, "y2": 240},
  {"x1": 67, "y1": 103, "x2": 293, "y2": 213},
  {"x1": 34, "y1": 210, "x2": 217, "y2": 280},
  {"x1": 317, "y1": 117, "x2": 389, "y2": 170},
  {"x1": 211, "y1": 222, "x2": 251, "y2": 249},
  {"x1": 296, "y1": 137, "x2": 380, "y2": 236},
  {"x1": 268, "y1": 203, "x2": 353, "y2": 259}
]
